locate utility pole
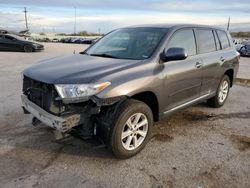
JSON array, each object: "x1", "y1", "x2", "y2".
[
  {"x1": 74, "y1": 7, "x2": 76, "y2": 35},
  {"x1": 227, "y1": 16, "x2": 230, "y2": 31},
  {"x1": 24, "y1": 7, "x2": 28, "y2": 30}
]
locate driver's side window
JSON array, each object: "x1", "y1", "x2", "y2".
[
  {"x1": 167, "y1": 29, "x2": 196, "y2": 56},
  {"x1": 5, "y1": 35, "x2": 15, "y2": 41}
]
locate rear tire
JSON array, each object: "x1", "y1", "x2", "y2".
[
  {"x1": 207, "y1": 75, "x2": 230, "y2": 108},
  {"x1": 109, "y1": 99, "x2": 153, "y2": 159},
  {"x1": 23, "y1": 45, "x2": 33, "y2": 52}
]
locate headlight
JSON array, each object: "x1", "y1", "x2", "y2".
[
  {"x1": 55, "y1": 82, "x2": 111, "y2": 102},
  {"x1": 32, "y1": 43, "x2": 41, "y2": 48}
]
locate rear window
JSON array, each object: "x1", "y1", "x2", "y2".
[
  {"x1": 167, "y1": 29, "x2": 196, "y2": 56},
  {"x1": 217, "y1": 30, "x2": 230, "y2": 49},
  {"x1": 196, "y1": 29, "x2": 216, "y2": 54}
]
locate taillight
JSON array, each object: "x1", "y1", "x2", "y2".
[{"x1": 236, "y1": 52, "x2": 240, "y2": 62}]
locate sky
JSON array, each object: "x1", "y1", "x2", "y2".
[{"x1": 0, "y1": 0, "x2": 250, "y2": 33}]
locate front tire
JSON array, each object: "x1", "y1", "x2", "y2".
[
  {"x1": 207, "y1": 75, "x2": 230, "y2": 108},
  {"x1": 110, "y1": 99, "x2": 153, "y2": 159},
  {"x1": 23, "y1": 45, "x2": 33, "y2": 52}
]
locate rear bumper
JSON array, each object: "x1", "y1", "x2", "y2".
[{"x1": 21, "y1": 95, "x2": 81, "y2": 132}]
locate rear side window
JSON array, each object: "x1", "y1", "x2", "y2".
[
  {"x1": 196, "y1": 29, "x2": 216, "y2": 54},
  {"x1": 167, "y1": 29, "x2": 196, "y2": 56},
  {"x1": 217, "y1": 30, "x2": 230, "y2": 49}
]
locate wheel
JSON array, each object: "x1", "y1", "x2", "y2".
[
  {"x1": 23, "y1": 45, "x2": 33, "y2": 52},
  {"x1": 109, "y1": 99, "x2": 153, "y2": 159},
  {"x1": 207, "y1": 75, "x2": 230, "y2": 108}
]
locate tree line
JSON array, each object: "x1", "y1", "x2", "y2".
[{"x1": 230, "y1": 32, "x2": 250, "y2": 38}]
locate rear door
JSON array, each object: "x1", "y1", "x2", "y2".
[
  {"x1": 162, "y1": 28, "x2": 203, "y2": 112},
  {"x1": 195, "y1": 29, "x2": 221, "y2": 95}
]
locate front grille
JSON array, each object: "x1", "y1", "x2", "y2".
[{"x1": 23, "y1": 76, "x2": 65, "y2": 115}]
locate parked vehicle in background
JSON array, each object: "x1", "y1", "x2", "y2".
[
  {"x1": 239, "y1": 44, "x2": 250, "y2": 57},
  {"x1": 51, "y1": 38, "x2": 59, "y2": 42},
  {"x1": 0, "y1": 34, "x2": 44, "y2": 52},
  {"x1": 235, "y1": 44, "x2": 243, "y2": 51},
  {"x1": 21, "y1": 24, "x2": 239, "y2": 158},
  {"x1": 60, "y1": 37, "x2": 96, "y2": 44},
  {"x1": 82, "y1": 38, "x2": 95, "y2": 44},
  {"x1": 241, "y1": 40, "x2": 250, "y2": 46}
]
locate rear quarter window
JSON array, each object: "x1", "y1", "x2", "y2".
[
  {"x1": 196, "y1": 29, "x2": 216, "y2": 54},
  {"x1": 217, "y1": 30, "x2": 230, "y2": 49}
]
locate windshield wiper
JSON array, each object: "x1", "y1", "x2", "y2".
[{"x1": 89, "y1": 53, "x2": 119, "y2": 59}]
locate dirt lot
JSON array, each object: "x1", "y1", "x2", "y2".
[{"x1": 0, "y1": 43, "x2": 250, "y2": 188}]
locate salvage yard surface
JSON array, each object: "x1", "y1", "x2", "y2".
[{"x1": 0, "y1": 43, "x2": 250, "y2": 188}]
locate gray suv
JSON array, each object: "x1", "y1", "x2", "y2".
[{"x1": 21, "y1": 24, "x2": 239, "y2": 158}]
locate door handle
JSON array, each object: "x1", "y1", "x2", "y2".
[
  {"x1": 195, "y1": 62, "x2": 202, "y2": 68},
  {"x1": 220, "y1": 57, "x2": 226, "y2": 62}
]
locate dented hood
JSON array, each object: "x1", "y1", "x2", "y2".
[{"x1": 23, "y1": 54, "x2": 141, "y2": 84}]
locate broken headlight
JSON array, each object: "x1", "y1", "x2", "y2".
[{"x1": 55, "y1": 82, "x2": 111, "y2": 102}]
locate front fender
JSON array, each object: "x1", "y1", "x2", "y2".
[{"x1": 96, "y1": 76, "x2": 160, "y2": 99}]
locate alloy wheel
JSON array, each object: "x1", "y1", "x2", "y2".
[
  {"x1": 218, "y1": 80, "x2": 229, "y2": 103},
  {"x1": 121, "y1": 113, "x2": 148, "y2": 151}
]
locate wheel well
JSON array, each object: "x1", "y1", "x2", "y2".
[
  {"x1": 224, "y1": 69, "x2": 234, "y2": 87},
  {"x1": 131, "y1": 91, "x2": 159, "y2": 122}
]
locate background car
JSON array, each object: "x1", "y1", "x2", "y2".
[
  {"x1": 238, "y1": 44, "x2": 250, "y2": 57},
  {"x1": 0, "y1": 34, "x2": 44, "y2": 52},
  {"x1": 51, "y1": 38, "x2": 59, "y2": 42}
]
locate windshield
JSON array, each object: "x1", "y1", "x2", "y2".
[{"x1": 86, "y1": 28, "x2": 167, "y2": 60}]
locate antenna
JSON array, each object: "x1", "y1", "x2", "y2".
[
  {"x1": 227, "y1": 16, "x2": 230, "y2": 31},
  {"x1": 23, "y1": 7, "x2": 28, "y2": 30}
]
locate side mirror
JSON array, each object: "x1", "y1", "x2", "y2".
[{"x1": 160, "y1": 47, "x2": 188, "y2": 62}]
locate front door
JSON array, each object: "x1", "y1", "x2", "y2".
[{"x1": 161, "y1": 29, "x2": 203, "y2": 112}]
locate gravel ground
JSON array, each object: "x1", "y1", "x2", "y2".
[{"x1": 0, "y1": 43, "x2": 249, "y2": 188}]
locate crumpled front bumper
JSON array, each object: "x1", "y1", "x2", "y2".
[{"x1": 21, "y1": 95, "x2": 81, "y2": 132}]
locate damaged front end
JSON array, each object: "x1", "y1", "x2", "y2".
[{"x1": 21, "y1": 75, "x2": 125, "y2": 142}]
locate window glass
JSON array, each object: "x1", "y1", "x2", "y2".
[
  {"x1": 213, "y1": 31, "x2": 221, "y2": 50},
  {"x1": 196, "y1": 29, "x2": 216, "y2": 53},
  {"x1": 167, "y1": 29, "x2": 196, "y2": 56},
  {"x1": 86, "y1": 28, "x2": 167, "y2": 60},
  {"x1": 217, "y1": 30, "x2": 230, "y2": 49},
  {"x1": 5, "y1": 35, "x2": 15, "y2": 40}
]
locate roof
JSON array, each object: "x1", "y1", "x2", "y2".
[{"x1": 123, "y1": 24, "x2": 225, "y2": 31}]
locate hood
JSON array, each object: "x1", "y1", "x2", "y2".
[
  {"x1": 23, "y1": 54, "x2": 141, "y2": 84},
  {"x1": 18, "y1": 39, "x2": 41, "y2": 46}
]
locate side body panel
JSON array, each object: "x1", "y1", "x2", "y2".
[{"x1": 96, "y1": 26, "x2": 238, "y2": 120}]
